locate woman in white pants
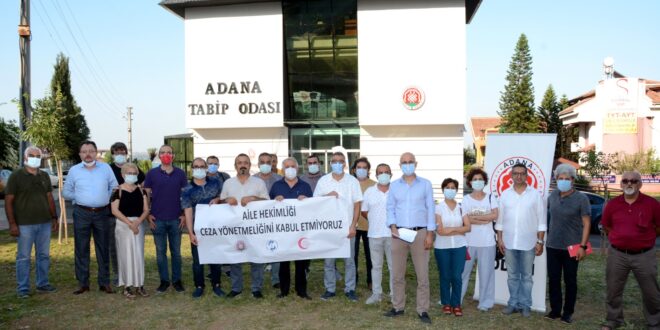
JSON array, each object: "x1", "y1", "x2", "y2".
[{"x1": 460, "y1": 168, "x2": 498, "y2": 311}]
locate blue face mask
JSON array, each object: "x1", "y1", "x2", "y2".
[
  {"x1": 259, "y1": 164, "x2": 272, "y2": 174},
  {"x1": 113, "y1": 154, "x2": 127, "y2": 165},
  {"x1": 192, "y1": 168, "x2": 207, "y2": 179},
  {"x1": 471, "y1": 180, "x2": 485, "y2": 191},
  {"x1": 308, "y1": 164, "x2": 320, "y2": 174},
  {"x1": 331, "y1": 162, "x2": 344, "y2": 175},
  {"x1": 557, "y1": 179, "x2": 572, "y2": 192},
  {"x1": 401, "y1": 163, "x2": 415, "y2": 176},
  {"x1": 377, "y1": 173, "x2": 391, "y2": 185},
  {"x1": 207, "y1": 164, "x2": 219, "y2": 174},
  {"x1": 443, "y1": 188, "x2": 457, "y2": 200},
  {"x1": 355, "y1": 168, "x2": 368, "y2": 179}
]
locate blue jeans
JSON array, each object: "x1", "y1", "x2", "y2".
[
  {"x1": 152, "y1": 219, "x2": 182, "y2": 283},
  {"x1": 191, "y1": 243, "x2": 220, "y2": 288},
  {"x1": 505, "y1": 248, "x2": 536, "y2": 310},
  {"x1": 324, "y1": 237, "x2": 356, "y2": 293},
  {"x1": 16, "y1": 222, "x2": 52, "y2": 294},
  {"x1": 73, "y1": 207, "x2": 111, "y2": 287},
  {"x1": 434, "y1": 247, "x2": 466, "y2": 307},
  {"x1": 230, "y1": 263, "x2": 264, "y2": 292}
]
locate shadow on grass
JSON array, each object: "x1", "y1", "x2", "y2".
[{"x1": 0, "y1": 228, "x2": 654, "y2": 329}]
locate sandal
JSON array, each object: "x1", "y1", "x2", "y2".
[
  {"x1": 123, "y1": 287, "x2": 136, "y2": 299},
  {"x1": 442, "y1": 305, "x2": 452, "y2": 314},
  {"x1": 137, "y1": 286, "x2": 149, "y2": 297},
  {"x1": 453, "y1": 306, "x2": 463, "y2": 317}
]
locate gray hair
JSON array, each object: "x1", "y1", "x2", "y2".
[
  {"x1": 24, "y1": 146, "x2": 42, "y2": 158},
  {"x1": 282, "y1": 157, "x2": 299, "y2": 168},
  {"x1": 554, "y1": 163, "x2": 576, "y2": 179},
  {"x1": 622, "y1": 170, "x2": 641, "y2": 180}
]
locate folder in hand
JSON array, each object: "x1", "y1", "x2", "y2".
[{"x1": 567, "y1": 242, "x2": 592, "y2": 258}]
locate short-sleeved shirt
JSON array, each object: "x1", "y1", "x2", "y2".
[
  {"x1": 143, "y1": 166, "x2": 188, "y2": 220},
  {"x1": 357, "y1": 178, "x2": 376, "y2": 231},
  {"x1": 110, "y1": 162, "x2": 145, "y2": 185},
  {"x1": 5, "y1": 167, "x2": 52, "y2": 225},
  {"x1": 547, "y1": 190, "x2": 591, "y2": 250},
  {"x1": 252, "y1": 173, "x2": 282, "y2": 192},
  {"x1": 462, "y1": 193, "x2": 498, "y2": 247},
  {"x1": 181, "y1": 178, "x2": 223, "y2": 218},
  {"x1": 301, "y1": 172, "x2": 323, "y2": 192},
  {"x1": 220, "y1": 176, "x2": 269, "y2": 201},
  {"x1": 269, "y1": 178, "x2": 313, "y2": 200},
  {"x1": 601, "y1": 193, "x2": 660, "y2": 250},
  {"x1": 361, "y1": 185, "x2": 390, "y2": 238},
  {"x1": 434, "y1": 201, "x2": 467, "y2": 249},
  {"x1": 314, "y1": 173, "x2": 363, "y2": 224}
]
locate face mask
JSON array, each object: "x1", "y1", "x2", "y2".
[
  {"x1": 355, "y1": 168, "x2": 368, "y2": 179},
  {"x1": 113, "y1": 154, "x2": 126, "y2": 165},
  {"x1": 124, "y1": 174, "x2": 138, "y2": 184},
  {"x1": 284, "y1": 167, "x2": 297, "y2": 180},
  {"x1": 443, "y1": 188, "x2": 457, "y2": 200},
  {"x1": 377, "y1": 173, "x2": 391, "y2": 185},
  {"x1": 331, "y1": 162, "x2": 344, "y2": 175},
  {"x1": 259, "y1": 164, "x2": 272, "y2": 174},
  {"x1": 401, "y1": 163, "x2": 415, "y2": 176},
  {"x1": 471, "y1": 180, "x2": 485, "y2": 191},
  {"x1": 83, "y1": 160, "x2": 96, "y2": 167},
  {"x1": 308, "y1": 164, "x2": 320, "y2": 174},
  {"x1": 151, "y1": 160, "x2": 161, "y2": 169},
  {"x1": 160, "y1": 153, "x2": 173, "y2": 165},
  {"x1": 557, "y1": 179, "x2": 572, "y2": 192},
  {"x1": 623, "y1": 187, "x2": 636, "y2": 195},
  {"x1": 192, "y1": 168, "x2": 207, "y2": 179},
  {"x1": 207, "y1": 164, "x2": 219, "y2": 174},
  {"x1": 25, "y1": 157, "x2": 41, "y2": 168}
]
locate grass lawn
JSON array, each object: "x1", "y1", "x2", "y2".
[{"x1": 0, "y1": 229, "x2": 654, "y2": 329}]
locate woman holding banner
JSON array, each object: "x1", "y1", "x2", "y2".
[
  {"x1": 434, "y1": 178, "x2": 471, "y2": 316},
  {"x1": 545, "y1": 164, "x2": 591, "y2": 324}
]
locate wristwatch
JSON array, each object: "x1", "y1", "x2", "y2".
[
  {"x1": 536, "y1": 239, "x2": 544, "y2": 245},
  {"x1": 580, "y1": 244, "x2": 588, "y2": 250}
]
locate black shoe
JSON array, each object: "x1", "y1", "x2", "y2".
[
  {"x1": 99, "y1": 285, "x2": 114, "y2": 294},
  {"x1": 297, "y1": 294, "x2": 312, "y2": 300},
  {"x1": 224, "y1": 271, "x2": 231, "y2": 277},
  {"x1": 227, "y1": 290, "x2": 241, "y2": 298},
  {"x1": 272, "y1": 283, "x2": 280, "y2": 289},
  {"x1": 561, "y1": 315, "x2": 573, "y2": 324},
  {"x1": 276, "y1": 293, "x2": 287, "y2": 298},
  {"x1": 252, "y1": 291, "x2": 264, "y2": 299},
  {"x1": 73, "y1": 286, "x2": 90, "y2": 295},
  {"x1": 156, "y1": 281, "x2": 170, "y2": 294},
  {"x1": 544, "y1": 312, "x2": 561, "y2": 320},
  {"x1": 173, "y1": 281, "x2": 185, "y2": 293},
  {"x1": 418, "y1": 312, "x2": 432, "y2": 324},
  {"x1": 384, "y1": 308, "x2": 404, "y2": 317}
]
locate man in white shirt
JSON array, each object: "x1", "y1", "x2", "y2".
[
  {"x1": 495, "y1": 163, "x2": 546, "y2": 317},
  {"x1": 361, "y1": 163, "x2": 394, "y2": 305},
  {"x1": 219, "y1": 153, "x2": 270, "y2": 299},
  {"x1": 314, "y1": 151, "x2": 362, "y2": 302}
]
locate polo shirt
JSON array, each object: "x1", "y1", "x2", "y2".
[
  {"x1": 313, "y1": 173, "x2": 362, "y2": 224},
  {"x1": 601, "y1": 193, "x2": 660, "y2": 250},
  {"x1": 546, "y1": 189, "x2": 591, "y2": 250},
  {"x1": 110, "y1": 162, "x2": 145, "y2": 185},
  {"x1": 144, "y1": 166, "x2": 188, "y2": 220},
  {"x1": 300, "y1": 172, "x2": 323, "y2": 192},
  {"x1": 252, "y1": 173, "x2": 282, "y2": 191},
  {"x1": 269, "y1": 177, "x2": 313, "y2": 200},
  {"x1": 4, "y1": 167, "x2": 52, "y2": 225}
]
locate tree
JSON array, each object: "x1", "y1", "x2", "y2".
[
  {"x1": 538, "y1": 84, "x2": 562, "y2": 158},
  {"x1": 51, "y1": 53, "x2": 90, "y2": 162},
  {"x1": 0, "y1": 117, "x2": 20, "y2": 169},
  {"x1": 498, "y1": 33, "x2": 539, "y2": 133},
  {"x1": 580, "y1": 150, "x2": 613, "y2": 192},
  {"x1": 557, "y1": 94, "x2": 579, "y2": 161},
  {"x1": 23, "y1": 88, "x2": 71, "y2": 243}
]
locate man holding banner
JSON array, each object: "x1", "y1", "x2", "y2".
[
  {"x1": 220, "y1": 153, "x2": 270, "y2": 299},
  {"x1": 496, "y1": 163, "x2": 546, "y2": 318},
  {"x1": 314, "y1": 151, "x2": 362, "y2": 302},
  {"x1": 269, "y1": 157, "x2": 313, "y2": 299}
]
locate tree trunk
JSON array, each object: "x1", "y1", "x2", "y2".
[{"x1": 56, "y1": 159, "x2": 68, "y2": 244}]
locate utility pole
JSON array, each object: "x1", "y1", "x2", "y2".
[
  {"x1": 126, "y1": 106, "x2": 133, "y2": 162},
  {"x1": 18, "y1": 0, "x2": 31, "y2": 165}
]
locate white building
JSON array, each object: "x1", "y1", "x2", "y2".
[{"x1": 161, "y1": 0, "x2": 481, "y2": 193}]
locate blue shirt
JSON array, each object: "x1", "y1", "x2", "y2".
[
  {"x1": 386, "y1": 176, "x2": 436, "y2": 230},
  {"x1": 181, "y1": 178, "x2": 223, "y2": 212},
  {"x1": 63, "y1": 162, "x2": 118, "y2": 207},
  {"x1": 269, "y1": 178, "x2": 313, "y2": 199}
]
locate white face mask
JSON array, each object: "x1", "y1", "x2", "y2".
[
  {"x1": 307, "y1": 164, "x2": 320, "y2": 174},
  {"x1": 284, "y1": 167, "x2": 297, "y2": 180},
  {"x1": 113, "y1": 154, "x2": 127, "y2": 165},
  {"x1": 25, "y1": 157, "x2": 41, "y2": 169},
  {"x1": 192, "y1": 168, "x2": 207, "y2": 179},
  {"x1": 83, "y1": 160, "x2": 96, "y2": 167},
  {"x1": 124, "y1": 174, "x2": 138, "y2": 184},
  {"x1": 377, "y1": 173, "x2": 391, "y2": 185}
]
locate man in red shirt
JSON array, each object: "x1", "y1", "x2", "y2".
[{"x1": 601, "y1": 171, "x2": 660, "y2": 330}]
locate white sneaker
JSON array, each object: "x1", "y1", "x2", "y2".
[{"x1": 365, "y1": 294, "x2": 381, "y2": 304}]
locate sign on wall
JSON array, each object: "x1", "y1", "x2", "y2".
[{"x1": 602, "y1": 78, "x2": 639, "y2": 134}]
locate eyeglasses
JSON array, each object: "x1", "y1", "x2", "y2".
[
  {"x1": 511, "y1": 171, "x2": 527, "y2": 177},
  {"x1": 621, "y1": 179, "x2": 639, "y2": 185},
  {"x1": 125, "y1": 172, "x2": 138, "y2": 175},
  {"x1": 192, "y1": 166, "x2": 207, "y2": 169}
]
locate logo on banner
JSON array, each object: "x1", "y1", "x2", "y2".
[
  {"x1": 236, "y1": 240, "x2": 246, "y2": 251},
  {"x1": 297, "y1": 237, "x2": 309, "y2": 250},
  {"x1": 267, "y1": 240, "x2": 278, "y2": 252},
  {"x1": 489, "y1": 156, "x2": 546, "y2": 196},
  {"x1": 402, "y1": 87, "x2": 425, "y2": 110}
]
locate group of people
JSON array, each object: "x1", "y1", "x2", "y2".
[{"x1": 5, "y1": 141, "x2": 659, "y2": 328}]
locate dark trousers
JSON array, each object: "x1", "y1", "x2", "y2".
[
  {"x1": 279, "y1": 259, "x2": 310, "y2": 296},
  {"x1": 546, "y1": 247, "x2": 579, "y2": 317},
  {"x1": 108, "y1": 219, "x2": 118, "y2": 283},
  {"x1": 191, "y1": 244, "x2": 221, "y2": 288},
  {"x1": 605, "y1": 247, "x2": 660, "y2": 329},
  {"x1": 73, "y1": 206, "x2": 111, "y2": 287},
  {"x1": 354, "y1": 230, "x2": 372, "y2": 285}
]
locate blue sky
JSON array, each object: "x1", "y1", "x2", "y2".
[{"x1": 1, "y1": 1, "x2": 659, "y2": 153}]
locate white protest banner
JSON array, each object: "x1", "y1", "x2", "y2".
[
  {"x1": 476, "y1": 133, "x2": 556, "y2": 312},
  {"x1": 194, "y1": 196, "x2": 351, "y2": 264}
]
